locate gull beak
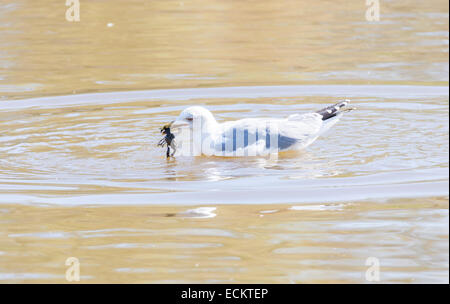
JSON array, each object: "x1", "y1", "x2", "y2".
[{"x1": 170, "y1": 119, "x2": 189, "y2": 129}]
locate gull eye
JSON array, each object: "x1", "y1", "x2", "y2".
[{"x1": 186, "y1": 117, "x2": 193, "y2": 122}]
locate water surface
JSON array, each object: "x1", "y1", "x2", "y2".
[{"x1": 0, "y1": 0, "x2": 448, "y2": 283}]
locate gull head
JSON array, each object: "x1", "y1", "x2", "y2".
[{"x1": 171, "y1": 106, "x2": 217, "y2": 131}]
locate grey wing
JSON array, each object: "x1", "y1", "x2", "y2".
[
  {"x1": 277, "y1": 135, "x2": 299, "y2": 150},
  {"x1": 215, "y1": 114, "x2": 323, "y2": 152},
  {"x1": 277, "y1": 113, "x2": 323, "y2": 150}
]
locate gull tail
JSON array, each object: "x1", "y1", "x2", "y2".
[{"x1": 316, "y1": 99, "x2": 354, "y2": 121}]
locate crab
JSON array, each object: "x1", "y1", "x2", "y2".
[{"x1": 157, "y1": 122, "x2": 176, "y2": 158}]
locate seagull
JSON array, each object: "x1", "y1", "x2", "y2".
[{"x1": 169, "y1": 100, "x2": 354, "y2": 157}]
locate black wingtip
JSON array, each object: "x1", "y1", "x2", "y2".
[{"x1": 316, "y1": 99, "x2": 351, "y2": 120}]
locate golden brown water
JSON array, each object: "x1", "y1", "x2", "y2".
[{"x1": 0, "y1": 0, "x2": 448, "y2": 283}]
